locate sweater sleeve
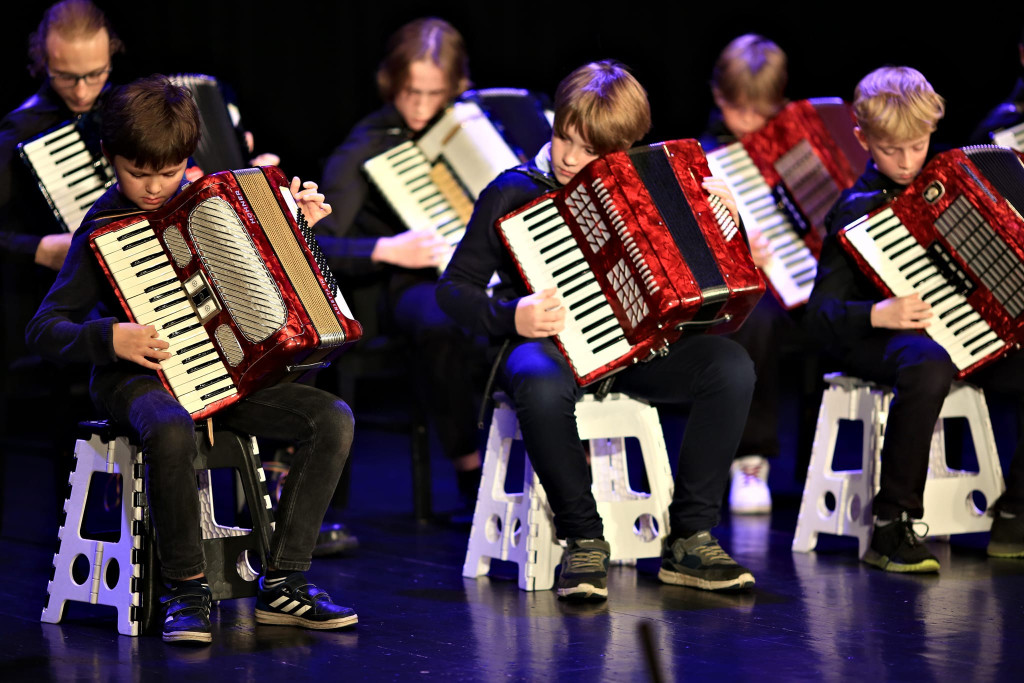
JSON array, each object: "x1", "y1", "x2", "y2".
[
  {"x1": 24, "y1": 222, "x2": 119, "y2": 367},
  {"x1": 804, "y1": 189, "x2": 893, "y2": 352},
  {"x1": 436, "y1": 172, "x2": 544, "y2": 339}
]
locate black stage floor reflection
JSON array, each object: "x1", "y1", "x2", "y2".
[{"x1": 2, "y1": 420, "x2": 1023, "y2": 682}]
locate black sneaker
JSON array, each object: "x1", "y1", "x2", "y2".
[
  {"x1": 254, "y1": 573, "x2": 358, "y2": 629},
  {"x1": 312, "y1": 523, "x2": 360, "y2": 557},
  {"x1": 658, "y1": 531, "x2": 755, "y2": 591},
  {"x1": 988, "y1": 513, "x2": 1024, "y2": 558},
  {"x1": 863, "y1": 512, "x2": 940, "y2": 572},
  {"x1": 161, "y1": 580, "x2": 212, "y2": 644},
  {"x1": 556, "y1": 538, "x2": 610, "y2": 600}
]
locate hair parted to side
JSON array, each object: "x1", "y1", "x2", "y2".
[
  {"x1": 376, "y1": 17, "x2": 470, "y2": 102},
  {"x1": 711, "y1": 33, "x2": 787, "y2": 112},
  {"x1": 28, "y1": 0, "x2": 124, "y2": 77},
  {"x1": 853, "y1": 66, "x2": 946, "y2": 141},
  {"x1": 553, "y1": 60, "x2": 652, "y2": 156},
  {"x1": 101, "y1": 75, "x2": 200, "y2": 169}
]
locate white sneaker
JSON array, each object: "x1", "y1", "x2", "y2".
[{"x1": 729, "y1": 455, "x2": 771, "y2": 515}]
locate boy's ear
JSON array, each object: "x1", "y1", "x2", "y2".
[
  {"x1": 712, "y1": 87, "x2": 727, "y2": 110},
  {"x1": 853, "y1": 126, "x2": 870, "y2": 152}
]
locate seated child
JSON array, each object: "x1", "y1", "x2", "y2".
[
  {"x1": 437, "y1": 60, "x2": 757, "y2": 599},
  {"x1": 315, "y1": 17, "x2": 486, "y2": 527},
  {"x1": 805, "y1": 66, "x2": 1024, "y2": 571},
  {"x1": 26, "y1": 75, "x2": 359, "y2": 642},
  {"x1": 699, "y1": 33, "x2": 806, "y2": 516}
]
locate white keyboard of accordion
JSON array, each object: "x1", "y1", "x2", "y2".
[
  {"x1": 844, "y1": 209, "x2": 1006, "y2": 370},
  {"x1": 501, "y1": 200, "x2": 631, "y2": 377},
  {"x1": 369, "y1": 143, "x2": 464, "y2": 240},
  {"x1": 93, "y1": 224, "x2": 236, "y2": 413},
  {"x1": 25, "y1": 139, "x2": 110, "y2": 229},
  {"x1": 707, "y1": 143, "x2": 817, "y2": 307}
]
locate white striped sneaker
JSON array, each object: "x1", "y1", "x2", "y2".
[{"x1": 254, "y1": 573, "x2": 358, "y2": 629}]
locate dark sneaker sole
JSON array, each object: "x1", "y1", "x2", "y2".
[
  {"x1": 556, "y1": 583, "x2": 608, "y2": 600},
  {"x1": 255, "y1": 609, "x2": 358, "y2": 629},
  {"x1": 162, "y1": 630, "x2": 212, "y2": 644},
  {"x1": 987, "y1": 543, "x2": 1024, "y2": 558},
  {"x1": 657, "y1": 567, "x2": 755, "y2": 591},
  {"x1": 862, "y1": 550, "x2": 940, "y2": 573}
]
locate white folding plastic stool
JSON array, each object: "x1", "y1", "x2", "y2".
[
  {"x1": 40, "y1": 430, "x2": 145, "y2": 636},
  {"x1": 792, "y1": 373, "x2": 1005, "y2": 557},
  {"x1": 41, "y1": 422, "x2": 275, "y2": 636},
  {"x1": 463, "y1": 392, "x2": 675, "y2": 591}
]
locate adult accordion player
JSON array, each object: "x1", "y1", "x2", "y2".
[
  {"x1": 363, "y1": 88, "x2": 552, "y2": 273},
  {"x1": 496, "y1": 138, "x2": 765, "y2": 386},
  {"x1": 705, "y1": 98, "x2": 870, "y2": 309},
  {"x1": 837, "y1": 144, "x2": 1024, "y2": 379},
  {"x1": 17, "y1": 114, "x2": 114, "y2": 233},
  {"x1": 89, "y1": 165, "x2": 362, "y2": 419}
]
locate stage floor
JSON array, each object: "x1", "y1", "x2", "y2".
[{"x1": 2, "y1": 420, "x2": 1023, "y2": 682}]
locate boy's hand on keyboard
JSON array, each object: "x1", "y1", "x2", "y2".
[
  {"x1": 870, "y1": 293, "x2": 932, "y2": 329},
  {"x1": 515, "y1": 288, "x2": 566, "y2": 338},
  {"x1": 112, "y1": 323, "x2": 172, "y2": 370}
]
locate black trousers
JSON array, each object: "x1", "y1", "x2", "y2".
[
  {"x1": 498, "y1": 333, "x2": 755, "y2": 540},
  {"x1": 839, "y1": 332, "x2": 1024, "y2": 518}
]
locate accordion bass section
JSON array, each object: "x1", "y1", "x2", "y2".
[
  {"x1": 363, "y1": 90, "x2": 552, "y2": 271},
  {"x1": 18, "y1": 117, "x2": 115, "y2": 233},
  {"x1": 90, "y1": 165, "x2": 362, "y2": 419},
  {"x1": 496, "y1": 139, "x2": 765, "y2": 386},
  {"x1": 838, "y1": 145, "x2": 1024, "y2": 379},
  {"x1": 705, "y1": 98, "x2": 869, "y2": 309}
]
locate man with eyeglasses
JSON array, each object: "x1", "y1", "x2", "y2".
[{"x1": 0, "y1": 0, "x2": 122, "y2": 449}]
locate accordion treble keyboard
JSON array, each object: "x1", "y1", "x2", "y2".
[
  {"x1": 93, "y1": 220, "x2": 237, "y2": 415},
  {"x1": 18, "y1": 121, "x2": 115, "y2": 232}
]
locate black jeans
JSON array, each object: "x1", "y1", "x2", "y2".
[
  {"x1": 91, "y1": 369, "x2": 353, "y2": 580},
  {"x1": 498, "y1": 333, "x2": 755, "y2": 540},
  {"x1": 841, "y1": 333, "x2": 1024, "y2": 518}
]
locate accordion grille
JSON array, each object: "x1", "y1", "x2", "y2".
[{"x1": 187, "y1": 196, "x2": 287, "y2": 342}]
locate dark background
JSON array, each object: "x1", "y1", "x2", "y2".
[{"x1": 5, "y1": 1, "x2": 1024, "y2": 184}]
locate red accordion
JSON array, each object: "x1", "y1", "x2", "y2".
[
  {"x1": 705, "y1": 98, "x2": 870, "y2": 309},
  {"x1": 496, "y1": 138, "x2": 764, "y2": 386},
  {"x1": 838, "y1": 145, "x2": 1024, "y2": 378},
  {"x1": 90, "y1": 165, "x2": 362, "y2": 419}
]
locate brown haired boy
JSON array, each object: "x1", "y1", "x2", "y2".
[
  {"x1": 437, "y1": 60, "x2": 757, "y2": 599},
  {"x1": 26, "y1": 75, "x2": 358, "y2": 642}
]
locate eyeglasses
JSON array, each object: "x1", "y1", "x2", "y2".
[{"x1": 48, "y1": 66, "x2": 111, "y2": 88}]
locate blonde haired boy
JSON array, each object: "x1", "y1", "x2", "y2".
[{"x1": 806, "y1": 66, "x2": 1024, "y2": 571}]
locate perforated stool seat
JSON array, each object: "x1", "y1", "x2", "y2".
[
  {"x1": 792, "y1": 373, "x2": 1005, "y2": 557},
  {"x1": 40, "y1": 420, "x2": 275, "y2": 636},
  {"x1": 463, "y1": 392, "x2": 674, "y2": 591}
]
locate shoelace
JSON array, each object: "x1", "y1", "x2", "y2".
[
  {"x1": 898, "y1": 515, "x2": 931, "y2": 547},
  {"x1": 691, "y1": 540, "x2": 734, "y2": 565},
  {"x1": 566, "y1": 549, "x2": 607, "y2": 573}
]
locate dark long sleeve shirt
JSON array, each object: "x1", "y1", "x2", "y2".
[
  {"x1": 803, "y1": 162, "x2": 904, "y2": 357},
  {"x1": 435, "y1": 155, "x2": 558, "y2": 347}
]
